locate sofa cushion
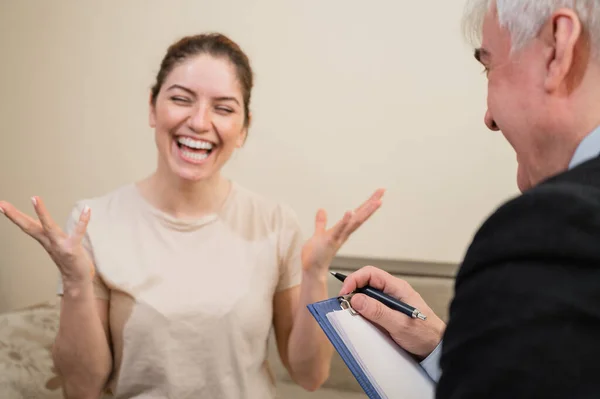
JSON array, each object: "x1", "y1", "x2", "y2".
[{"x1": 0, "y1": 300, "x2": 63, "y2": 398}]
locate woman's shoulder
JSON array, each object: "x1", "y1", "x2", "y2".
[
  {"x1": 67, "y1": 183, "x2": 139, "y2": 221},
  {"x1": 227, "y1": 181, "x2": 301, "y2": 228}
]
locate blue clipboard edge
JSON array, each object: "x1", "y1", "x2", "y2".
[{"x1": 307, "y1": 298, "x2": 382, "y2": 399}]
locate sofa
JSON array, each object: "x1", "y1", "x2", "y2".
[{"x1": 0, "y1": 256, "x2": 457, "y2": 398}]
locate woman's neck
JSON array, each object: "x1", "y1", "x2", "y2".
[{"x1": 137, "y1": 168, "x2": 231, "y2": 219}]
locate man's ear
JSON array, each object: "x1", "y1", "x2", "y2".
[
  {"x1": 149, "y1": 92, "x2": 157, "y2": 128},
  {"x1": 543, "y1": 8, "x2": 583, "y2": 92}
]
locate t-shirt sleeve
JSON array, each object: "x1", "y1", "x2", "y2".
[
  {"x1": 275, "y1": 204, "x2": 304, "y2": 292},
  {"x1": 56, "y1": 201, "x2": 110, "y2": 300}
]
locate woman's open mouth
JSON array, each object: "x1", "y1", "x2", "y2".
[{"x1": 174, "y1": 136, "x2": 215, "y2": 164}]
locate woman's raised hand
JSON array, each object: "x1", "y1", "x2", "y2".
[
  {"x1": 301, "y1": 188, "x2": 385, "y2": 275},
  {"x1": 0, "y1": 196, "x2": 94, "y2": 286}
]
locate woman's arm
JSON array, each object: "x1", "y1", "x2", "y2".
[
  {"x1": 273, "y1": 188, "x2": 385, "y2": 391},
  {"x1": 0, "y1": 197, "x2": 113, "y2": 398},
  {"x1": 272, "y1": 271, "x2": 332, "y2": 391},
  {"x1": 53, "y1": 281, "x2": 112, "y2": 399}
]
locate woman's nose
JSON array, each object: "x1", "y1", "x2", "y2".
[{"x1": 188, "y1": 105, "x2": 211, "y2": 132}]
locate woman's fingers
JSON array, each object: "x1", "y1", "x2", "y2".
[
  {"x1": 345, "y1": 199, "x2": 382, "y2": 235},
  {"x1": 337, "y1": 189, "x2": 384, "y2": 238},
  {"x1": 353, "y1": 188, "x2": 385, "y2": 215},
  {"x1": 314, "y1": 209, "x2": 327, "y2": 234},
  {"x1": 318, "y1": 189, "x2": 385, "y2": 248},
  {"x1": 0, "y1": 200, "x2": 45, "y2": 242},
  {"x1": 330, "y1": 210, "x2": 353, "y2": 241},
  {"x1": 0, "y1": 197, "x2": 68, "y2": 248},
  {"x1": 70, "y1": 205, "x2": 91, "y2": 244},
  {"x1": 31, "y1": 196, "x2": 60, "y2": 236}
]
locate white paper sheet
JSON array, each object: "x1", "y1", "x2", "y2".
[{"x1": 327, "y1": 309, "x2": 436, "y2": 399}]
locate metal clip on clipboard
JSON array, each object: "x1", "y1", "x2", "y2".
[{"x1": 338, "y1": 293, "x2": 359, "y2": 316}]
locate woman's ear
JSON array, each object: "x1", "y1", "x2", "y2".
[
  {"x1": 237, "y1": 111, "x2": 252, "y2": 147},
  {"x1": 236, "y1": 127, "x2": 248, "y2": 148},
  {"x1": 149, "y1": 92, "x2": 157, "y2": 128}
]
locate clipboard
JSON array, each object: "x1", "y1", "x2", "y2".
[{"x1": 307, "y1": 294, "x2": 436, "y2": 399}]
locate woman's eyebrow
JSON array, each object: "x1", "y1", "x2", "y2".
[
  {"x1": 166, "y1": 84, "x2": 196, "y2": 96},
  {"x1": 214, "y1": 96, "x2": 240, "y2": 105}
]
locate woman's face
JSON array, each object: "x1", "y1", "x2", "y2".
[{"x1": 150, "y1": 54, "x2": 247, "y2": 183}]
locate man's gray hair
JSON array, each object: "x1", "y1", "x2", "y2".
[{"x1": 462, "y1": 0, "x2": 600, "y2": 56}]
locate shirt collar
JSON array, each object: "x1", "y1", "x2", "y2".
[{"x1": 569, "y1": 125, "x2": 600, "y2": 170}]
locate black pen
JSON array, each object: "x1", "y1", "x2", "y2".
[{"x1": 330, "y1": 271, "x2": 427, "y2": 320}]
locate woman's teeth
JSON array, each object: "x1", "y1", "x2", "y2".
[
  {"x1": 177, "y1": 136, "x2": 213, "y2": 150},
  {"x1": 176, "y1": 136, "x2": 214, "y2": 162},
  {"x1": 181, "y1": 150, "x2": 209, "y2": 161}
]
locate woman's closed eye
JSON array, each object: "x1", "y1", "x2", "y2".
[
  {"x1": 215, "y1": 106, "x2": 234, "y2": 114},
  {"x1": 170, "y1": 96, "x2": 192, "y2": 104}
]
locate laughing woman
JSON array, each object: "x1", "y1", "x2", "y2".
[{"x1": 0, "y1": 33, "x2": 384, "y2": 398}]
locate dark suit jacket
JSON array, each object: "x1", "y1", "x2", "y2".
[{"x1": 437, "y1": 155, "x2": 600, "y2": 399}]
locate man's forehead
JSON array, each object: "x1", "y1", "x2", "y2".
[
  {"x1": 481, "y1": 8, "x2": 496, "y2": 46},
  {"x1": 477, "y1": 7, "x2": 510, "y2": 63}
]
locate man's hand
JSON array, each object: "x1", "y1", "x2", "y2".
[{"x1": 340, "y1": 266, "x2": 445, "y2": 359}]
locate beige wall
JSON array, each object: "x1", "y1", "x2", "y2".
[{"x1": 0, "y1": 1, "x2": 518, "y2": 312}]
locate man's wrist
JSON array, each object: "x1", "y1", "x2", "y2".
[{"x1": 423, "y1": 326, "x2": 445, "y2": 356}]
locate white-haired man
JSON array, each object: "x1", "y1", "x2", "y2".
[{"x1": 341, "y1": 0, "x2": 600, "y2": 396}]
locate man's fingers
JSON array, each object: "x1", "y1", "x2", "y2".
[
  {"x1": 350, "y1": 294, "x2": 400, "y2": 332},
  {"x1": 351, "y1": 291, "x2": 443, "y2": 359},
  {"x1": 340, "y1": 265, "x2": 411, "y2": 301},
  {"x1": 0, "y1": 200, "x2": 45, "y2": 241},
  {"x1": 31, "y1": 196, "x2": 59, "y2": 235},
  {"x1": 70, "y1": 205, "x2": 91, "y2": 244},
  {"x1": 339, "y1": 265, "x2": 391, "y2": 294}
]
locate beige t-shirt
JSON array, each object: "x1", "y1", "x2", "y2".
[{"x1": 57, "y1": 181, "x2": 304, "y2": 398}]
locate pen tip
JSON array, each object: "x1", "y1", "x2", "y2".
[
  {"x1": 417, "y1": 313, "x2": 427, "y2": 321},
  {"x1": 329, "y1": 271, "x2": 336, "y2": 276}
]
